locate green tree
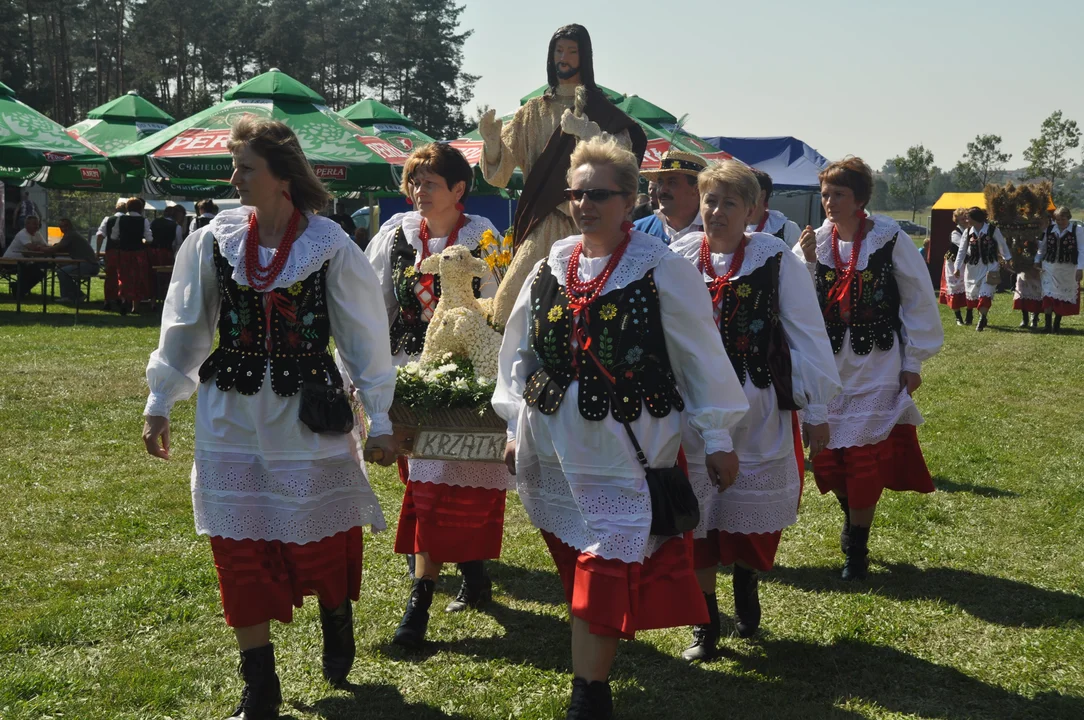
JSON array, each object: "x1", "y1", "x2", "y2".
[
  {"x1": 889, "y1": 144, "x2": 935, "y2": 221},
  {"x1": 928, "y1": 165, "x2": 956, "y2": 200},
  {"x1": 964, "y1": 134, "x2": 1011, "y2": 186},
  {"x1": 952, "y1": 160, "x2": 983, "y2": 192},
  {"x1": 1023, "y1": 110, "x2": 1081, "y2": 191},
  {"x1": 869, "y1": 177, "x2": 889, "y2": 211}
]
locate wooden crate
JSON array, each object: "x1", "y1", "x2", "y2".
[{"x1": 389, "y1": 401, "x2": 507, "y2": 463}]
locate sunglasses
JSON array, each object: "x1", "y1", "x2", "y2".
[{"x1": 563, "y1": 188, "x2": 630, "y2": 203}]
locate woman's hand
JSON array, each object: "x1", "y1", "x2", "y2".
[
  {"x1": 705, "y1": 450, "x2": 739, "y2": 492},
  {"x1": 798, "y1": 225, "x2": 817, "y2": 263},
  {"x1": 803, "y1": 422, "x2": 830, "y2": 459},
  {"x1": 143, "y1": 415, "x2": 170, "y2": 460},
  {"x1": 504, "y1": 440, "x2": 516, "y2": 476},
  {"x1": 900, "y1": 371, "x2": 922, "y2": 396},
  {"x1": 363, "y1": 434, "x2": 398, "y2": 466}
]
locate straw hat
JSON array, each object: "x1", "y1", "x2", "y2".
[{"x1": 641, "y1": 149, "x2": 707, "y2": 180}]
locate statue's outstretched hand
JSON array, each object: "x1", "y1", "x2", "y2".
[
  {"x1": 560, "y1": 109, "x2": 601, "y2": 141},
  {"x1": 479, "y1": 109, "x2": 503, "y2": 149}
]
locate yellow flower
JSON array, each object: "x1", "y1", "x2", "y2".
[
  {"x1": 502, "y1": 230, "x2": 514, "y2": 249},
  {"x1": 479, "y1": 229, "x2": 497, "y2": 250},
  {"x1": 404, "y1": 266, "x2": 416, "y2": 277},
  {"x1": 862, "y1": 270, "x2": 873, "y2": 282},
  {"x1": 547, "y1": 305, "x2": 565, "y2": 322},
  {"x1": 599, "y1": 303, "x2": 618, "y2": 321},
  {"x1": 287, "y1": 281, "x2": 303, "y2": 295},
  {"x1": 498, "y1": 250, "x2": 512, "y2": 267},
  {"x1": 824, "y1": 270, "x2": 836, "y2": 283},
  {"x1": 484, "y1": 253, "x2": 498, "y2": 270},
  {"x1": 736, "y1": 284, "x2": 752, "y2": 297}
]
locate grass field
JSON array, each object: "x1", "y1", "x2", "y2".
[{"x1": 1, "y1": 278, "x2": 1083, "y2": 720}]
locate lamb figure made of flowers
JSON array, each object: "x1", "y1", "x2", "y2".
[{"x1": 416, "y1": 244, "x2": 502, "y2": 379}]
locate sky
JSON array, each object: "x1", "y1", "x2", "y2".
[{"x1": 459, "y1": 0, "x2": 1084, "y2": 171}]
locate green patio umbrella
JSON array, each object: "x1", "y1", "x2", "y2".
[
  {"x1": 38, "y1": 91, "x2": 175, "y2": 192},
  {"x1": 0, "y1": 81, "x2": 104, "y2": 179},
  {"x1": 113, "y1": 69, "x2": 412, "y2": 191},
  {"x1": 615, "y1": 94, "x2": 734, "y2": 168}
]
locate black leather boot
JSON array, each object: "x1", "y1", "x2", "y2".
[
  {"x1": 682, "y1": 591, "x2": 720, "y2": 662},
  {"x1": 976, "y1": 313, "x2": 988, "y2": 332},
  {"x1": 965, "y1": 308, "x2": 973, "y2": 325},
  {"x1": 837, "y1": 494, "x2": 851, "y2": 554},
  {"x1": 445, "y1": 560, "x2": 493, "y2": 612},
  {"x1": 1020, "y1": 309, "x2": 1030, "y2": 328},
  {"x1": 565, "y1": 677, "x2": 613, "y2": 720},
  {"x1": 954, "y1": 310, "x2": 964, "y2": 326},
  {"x1": 1044, "y1": 312, "x2": 1053, "y2": 333},
  {"x1": 1031, "y1": 313, "x2": 1040, "y2": 330},
  {"x1": 1054, "y1": 314, "x2": 1062, "y2": 334},
  {"x1": 406, "y1": 553, "x2": 416, "y2": 578},
  {"x1": 841, "y1": 525, "x2": 870, "y2": 581},
  {"x1": 733, "y1": 566, "x2": 761, "y2": 638},
  {"x1": 227, "y1": 644, "x2": 282, "y2": 720},
  {"x1": 393, "y1": 578, "x2": 435, "y2": 649},
  {"x1": 319, "y1": 599, "x2": 355, "y2": 686}
]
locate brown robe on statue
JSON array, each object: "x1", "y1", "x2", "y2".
[{"x1": 482, "y1": 84, "x2": 647, "y2": 326}]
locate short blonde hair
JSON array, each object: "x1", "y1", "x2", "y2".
[
  {"x1": 1055, "y1": 206, "x2": 1072, "y2": 220},
  {"x1": 953, "y1": 208, "x2": 969, "y2": 224},
  {"x1": 697, "y1": 160, "x2": 760, "y2": 209},
  {"x1": 566, "y1": 135, "x2": 639, "y2": 195}
]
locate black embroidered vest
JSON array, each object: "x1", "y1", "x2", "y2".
[
  {"x1": 772, "y1": 225, "x2": 787, "y2": 242},
  {"x1": 964, "y1": 224, "x2": 999, "y2": 265},
  {"x1": 714, "y1": 253, "x2": 797, "y2": 410},
  {"x1": 815, "y1": 234, "x2": 903, "y2": 355},
  {"x1": 524, "y1": 263, "x2": 684, "y2": 423},
  {"x1": 116, "y1": 215, "x2": 146, "y2": 251},
  {"x1": 1045, "y1": 223, "x2": 1079, "y2": 265},
  {"x1": 945, "y1": 226, "x2": 962, "y2": 263},
  {"x1": 150, "y1": 217, "x2": 177, "y2": 250},
  {"x1": 198, "y1": 240, "x2": 341, "y2": 396},
  {"x1": 388, "y1": 225, "x2": 482, "y2": 356}
]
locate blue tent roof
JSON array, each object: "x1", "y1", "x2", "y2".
[{"x1": 700, "y1": 136, "x2": 828, "y2": 191}]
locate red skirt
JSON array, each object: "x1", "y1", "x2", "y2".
[
  {"x1": 209, "y1": 527, "x2": 364, "y2": 628},
  {"x1": 1013, "y1": 297, "x2": 1044, "y2": 312},
  {"x1": 694, "y1": 530, "x2": 782, "y2": 572},
  {"x1": 394, "y1": 480, "x2": 506, "y2": 563},
  {"x1": 812, "y1": 424, "x2": 934, "y2": 509},
  {"x1": 964, "y1": 296, "x2": 992, "y2": 310},
  {"x1": 542, "y1": 531, "x2": 708, "y2": 639},
  {"x1": 1044, "y1": 295, "x2": 1080, "y2": 316},
  {"x1": 104, "y1": 249, "x2": 119, "y2": 303},
  {"x1": 116, "y1": 249, "x2": 151, "y2": 302},
  {"x1": 939, "y1": 267, "x2": 966, "y2": 309}
]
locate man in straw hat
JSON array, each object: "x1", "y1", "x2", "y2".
[
  {"x1": 479, "y1": 24, "x2": 647, "y2": 326},
  {"x1": 634, "y1": 149, "x2": 706, "y2": 244}
]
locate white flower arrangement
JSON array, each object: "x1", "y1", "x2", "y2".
[{"x1": 395, "y1": 353, "x2": 495, "y2": 412}]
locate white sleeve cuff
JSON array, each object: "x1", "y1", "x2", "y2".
[
  {"x1": 701, "y1": 428, "x2": 734, "y2": 455},
  {"x1": 506, "y1": 428, "x2": 517, "y2": 443},
  {"x1": 802, "y1": 404, "x2": 828, "y2": 426},
  {"x1": 901, "y1": 357, "x2": 922, "y2": 374},
  {"x1": 367, "y1": 412, "x2": 392, "y2": 438},
  {"x1": 144, "y1": 394, "x2": 174, "y2": 419}
]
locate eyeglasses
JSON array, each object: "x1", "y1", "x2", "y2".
[{"x1": 563, "y1": 188, "x2": 630, "y2": 203}]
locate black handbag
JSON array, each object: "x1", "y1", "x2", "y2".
[
  {"x1": 299, "y1": 380, "x2": 355, "y2": 434},
  {"x1": 585, "y1": 346, "x2": 700, "y2": 537}
]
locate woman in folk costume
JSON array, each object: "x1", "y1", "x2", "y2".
[
  {"x1": 110, "y1": 196, "x2": 154, "y2": 314},
  {"x1": 795, "y1": 157, "x2": 943, "y2": 581},
  {"x1": 1011, "y1": 216, "x2": 1045, "y2": 331},
  {"x1": 952, "y1": 206, "x2": 1011, "y2": 331},
  {"x1": 1036, "y1": 206, "x2": 1084, "y2": 333},
  {"x1": 939, "y1": 208, "x2": 969, "y2": 325},
  {"x1": 364, "y1": 142, "x2": 510, "y2": 649},
  {"x1": 142, "y1": 117, "x2": 397, "y2": 719},
  {"x1": 494, "y1": 136, "x2": 748, "y2": 719},
  {"x1": 671, "y1": 161, "x2": 840, "y2": 659}
]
